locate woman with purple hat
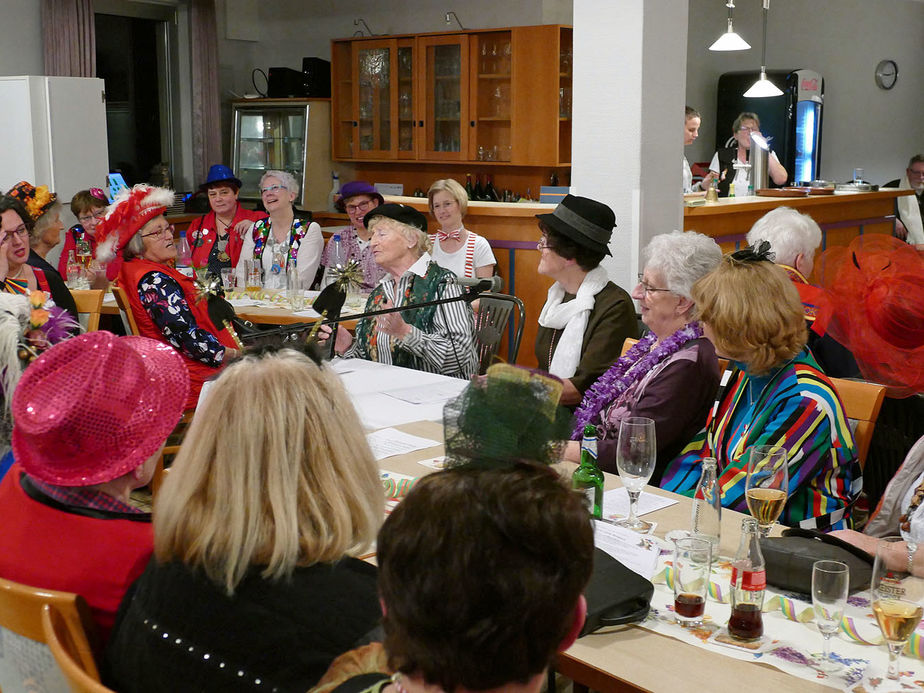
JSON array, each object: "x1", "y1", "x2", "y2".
[
  {"x1": 0, "y1": 331, "x2": 189, "y2": 642},
  {"x1": 187, "y1": 164, "x2": 267, "y2": 277},
  {"x1": 535, "y1": 195, "x2": 637, "y2": 406},
  {"x1": 321, "y1": 180, "x2": 386, "y2": 291}
]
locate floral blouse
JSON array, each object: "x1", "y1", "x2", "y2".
[{"x1": 138, "y1": 271, "x2": 226, "y2": 367}]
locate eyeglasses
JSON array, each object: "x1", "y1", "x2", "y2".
[
  {"x1": 261, "y1": 184, "x2": 287, "y2": 194},
  {"x1": 637, "y1": 274, "x2": 672, "y2": 296},
  {"x1": 536, "y1": 237, "x2": 552, "y2": 251},
  {"x1": 346, "y1": 199, "x2": 375, "y2": 214},
  {"x1": 1, "y1": 225, "x2": 28, "y2": 242},
  {"x1": 141, "y1": 224, "x2": 174, "y2": 239},
  {"x1": 908, "y1": 168, "x2": 924, "y2": 178},
  {"x1": 737, "y1": 126, "x2": 758, "y2": 134},
  {"x1": 77, "y1": 209, "x2": 106, "y2": 224}
]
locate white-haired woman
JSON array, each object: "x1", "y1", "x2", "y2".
[
  {"x1": 96, "y1": 185, "x2": 240, "y2": 409},
  {"x1": 565, "y1": 231, "x2": 723, "y2": 485},
  {"x1": 236, "y1": 170, "x2": 323, "y2": 291},
  {"x1": 427, "y1": 178, "x2": 495, "y2": 279},
  {"x1": 325, "y1": 203, "x2": 478, "y2": 379},
  {"x1": 105, "y1": 347, "x2": 384, "y2": 691}
]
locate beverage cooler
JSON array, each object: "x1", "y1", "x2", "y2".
[
  {"x1": 715, "y1": 69, "x2": 824, "y2": 185},
  {"x1": 230, "y1": 99, "x2": 333, "y2": 211}
]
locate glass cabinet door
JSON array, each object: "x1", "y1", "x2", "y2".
[
  {"x1": 234, "y1": 105, "x2": 307, "y2": 201},
  {"x1": 417, "y1": 35, "x2": 468, "y2": 160},
  {"x1": 396, "y1": 40, "x2": 415, "y2": 159},
  {"x1": 353, "y1": 40, "x2": 394, "y2": 158},
  {"x1": 470, "y1": 31, "x2": 512, "y2": 163}
]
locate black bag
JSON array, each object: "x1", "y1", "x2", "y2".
[
  {"x1": 760, "y1": 527, "x2": 873, "y2": 594},
  {"x1": 581, "y1": 548, "x2": 654, "y2": 635}
]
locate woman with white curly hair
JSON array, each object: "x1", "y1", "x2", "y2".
[
  {"x1": 564, "y1": 230, "x2": 723, "y2": 484},
  {"x1": 235, "y1": 170, "x2": 323, "y2": 291},
  {"x1": 96, "y1": 184, "x2": 240, "y2": 409}
]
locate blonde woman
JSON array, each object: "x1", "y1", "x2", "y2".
[
  {"x1": 106, "y1": 348, "x2": 384, "y2": 692},
  {"x1": 427, "y1": 178, "x2": 495, "y2": 279}
]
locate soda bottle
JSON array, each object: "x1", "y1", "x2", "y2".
[
  {"x1": 728, "y1": 517, "x2": 765, "y2": 641},
  {"x1": 65, "y1": 250, "x2": 80, "y2": 286},
  {"x1": 572, "y1": 424, "x2": 604, "y2": 519},
  {"x1": 691, "y1": 457, "x2": 721, "y2": 549},
  {"x1": 175, "y1": 231, "x2": 193, "y2": 276}
]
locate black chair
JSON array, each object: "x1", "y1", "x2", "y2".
[{"x1": 473, "y1": 292, "x2": 526, "y2": 374}]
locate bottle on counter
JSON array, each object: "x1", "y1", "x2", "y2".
[
  {"x1": 572, "y1": 424, "x2": 604, "y2": 519},
  {"x1": 691, "y1": 457, "x2": 721, "y2": 549},
  {"x1": 329, "y1": 234, "x2": 345, "y2": 269},
  {"x1": 473, "y1": 174, "x2": 486, "y2": 201},
  {"x1": 485, "y1": 174, "x2": 499, "y2": 202},
  {"x1": 327, "y1": 171, "x2": 340, "y2": 212},
  {"x1": 550, "y1": 171, "x2": 559, "y2": 186},
  {"x1": 465, "y1": 173, "x2": 475, "y2": 200},
  {"x1": 728, "y1": 182, "x2": 736, "y2": 198},
  {"x1": 728, "y1": 517, "x2": 765, "y2": 641},
  {"x1": 175, "y1": 231, "x2": 193, "y2": 276}
]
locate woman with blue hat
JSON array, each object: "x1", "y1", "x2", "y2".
[{"x1": 187, "y1": 164, "x2": 267, "y2": 276}]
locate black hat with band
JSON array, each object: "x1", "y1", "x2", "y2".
[
  {"x1": 364, "y1": 203, "x2": 428, "y2": 234},
  {"x1": 536, "y1": 194, "x2": 616, "y2": 256}
]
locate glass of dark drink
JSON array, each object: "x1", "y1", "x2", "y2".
[{"x1": 673, "y1": 536, "x2": 712, "y2": 627}]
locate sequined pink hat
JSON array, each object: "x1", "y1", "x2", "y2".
[{"x1": 11, "y1": 331, "x2": 189, "y2": 486}]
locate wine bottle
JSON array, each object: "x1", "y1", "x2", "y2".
[
  {"x1": 484, "y1": 174, "x2": 499, "y2": 202},
  {"x1": 465, "y1": 173, "x2": 475, "y2": 200},
  {"x1": 550, "y1": 171, "x2": 559, "y2": 186},
  {"x1": 473, "y1": 174, "x2": 486, "y2": 201}
]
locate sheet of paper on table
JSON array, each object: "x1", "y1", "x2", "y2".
[
  {"x1": 366, "y1": 428, "x2": 440, "y2": 461},
  {"x1": 384, "y1": 383, "x2": 466, "y2": 406},
  {"x1": 592, "y1": 520, "x2": 661, "y2": 579},
  {"x1": 227, "y1": 298, "x2": 260, "y2": 307},
  {"x1": 602, "y1": 487, "x2": 678, "y2": 520}
]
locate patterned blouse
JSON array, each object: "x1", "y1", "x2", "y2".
[{"x1": 138, "y1": 271, "x2": 226, "y2": 367}]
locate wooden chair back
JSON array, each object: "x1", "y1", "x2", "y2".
[
  {"x1": 70, "y1": 290, "x2": 105, "y2": 332},
  {"x1": 153, "y1": 409, "x2": 195, "y2": 497},
  {"x1": 111, "y1": 285, "x2": 140, "y2": 336},
  {"x1": 0, "y1": 576, "x2": 99, "y2": 679},
  {"x1": 42, "y1": 605, "x2": 112, "y2": 692},
  {"x1": 829, "y1": 377, "x2": 887, "y2": 471}
]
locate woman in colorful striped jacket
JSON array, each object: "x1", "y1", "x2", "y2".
[{"x1": 661, "y1": 245, "x2": 861, "y2": 531}]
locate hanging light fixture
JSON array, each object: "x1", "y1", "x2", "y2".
[
  {"x1": 744, "y1": 0, "x2": 784, "y2": 97},
  {"x1": 709, "y1": 0, "x2": 750, "y2": 51}
]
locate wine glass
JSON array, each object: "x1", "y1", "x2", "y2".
[
  {"x1": 614, "y1": 417, "x2": 657, "y2": 533},
  {"x1": 871, "y1": 537, "x2": 924, "y2": 680},
  {"x1": 812, "y1": 560, "x2": 849, "y2": 672},
  {"x1": 745, "y1": 445, "x2": 789, "y2": 537}
]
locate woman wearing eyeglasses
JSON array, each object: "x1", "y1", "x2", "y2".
[
  {"x1": 708, "y1": 112, "x2": 788, "y2": 197},
  {"x1": 320, "y1": 180, "x2": 386, "y2": 291},
  {"x1": 97, "y1": 184, "x2": 240, "y2": 409},
  {"x1": 58, "y1": 188, "x2": 119, "y2": 285},
  {"x1": 427, "y1": 178, "x2": 496, "y2": 280},
  {"x1": 563, "y1": 231, "x2": 722, "y2": 485},
  {"x1": 236, "y1": 170, "x2": 323, "y2": 291},
  {"x1": 0, "y1": 196, "x2": 57, "y2": 298}
]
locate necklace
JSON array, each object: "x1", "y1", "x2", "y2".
[
  {"x1": 548, "y1": 329, "x2": 560, "y2": 370},
  {"x1": 7, "y1": 265, "x2": 24, "y2": 280}
]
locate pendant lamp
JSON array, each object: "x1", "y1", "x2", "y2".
[
  {"x1": 744, "y1": 0, "x2": 784, "y2": 97},
  {"x1": 709, "y1": 1, "x2": 750, "y2": 52}
]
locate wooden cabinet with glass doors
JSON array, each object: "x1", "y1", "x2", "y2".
[{"x1": 331, "y1": 25, "x2": 571, "y2": 167}]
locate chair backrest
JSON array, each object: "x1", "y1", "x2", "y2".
[
  {"x1": 69, "y1": 290, "x2": 105, "y2": 332},
  {"x1": 473, "y1": 292, "x2": 526, "y2": 374},
  {"x1": 0, "y1": 576, "x2": 99, "y2": 679},
  {"x1": 110, "y1": 285, "x2": 140, "y2": 335},
  {"x1": 620, "y1": 336, "x2": 730, "y2": 374},
  {"x1": 42, "y1": 605, "x2": 112, "y2": 693},
  {"x1": 829, "y1": 377, "x2": 887, "y2": 471}
]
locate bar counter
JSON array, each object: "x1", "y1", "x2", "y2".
[{"x1": 684, "y1": 188, "x2": 912, "y2": 252}]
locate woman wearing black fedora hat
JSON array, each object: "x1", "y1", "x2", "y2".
[{"x1": 535, "y1": 195, "x2": 637, "y2": 406}]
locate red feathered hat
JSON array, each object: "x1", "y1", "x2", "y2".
[
  {"x1": 96, "y1": 184, "x2": 175, "y2": 263},
  {"x1": 815, "y1": 235, "x2": 924, "y2": 397}
]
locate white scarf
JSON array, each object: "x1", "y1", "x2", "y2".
[
  {"x1": 538, "y1": 266, "x2": 610, "y2": 378},
  {"x1": 898, "y1": 176, "x2": 924, "y2": 245}
]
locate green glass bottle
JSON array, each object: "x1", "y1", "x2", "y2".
[{"x1": 572, "y1": 423, "x2": 604, "y2": 519}]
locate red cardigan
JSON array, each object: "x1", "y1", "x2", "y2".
[{"x1": 0, "y1": 465, "x2": 153, "y2": 643}]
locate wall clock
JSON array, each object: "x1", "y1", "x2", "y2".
[{"x1": 875, "y1": 59, "x2": 898, "y2": 90}]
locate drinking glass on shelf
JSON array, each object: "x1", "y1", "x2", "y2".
[
  {"x1": 871, "y1": 537, "x2": 924, "y2": 680},
  {"x1": 673, "y1": 537, "x2": 713, "y2": 627},
  {"x1": 812, "y1": 560, "x2": 849, "y2": 672},
  {"x1": 745, "y1": 445, "x2": 789, "y2": 537},
  {"x1": 614, "y1": 417, "x2": 657, "y2": 533}
]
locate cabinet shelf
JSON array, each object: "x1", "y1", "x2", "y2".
[
  {"x1": 477, "y1": 73, "x2": 512, "y2": 79},
  {"x1": 478, "y1": 117, "x2": 511, "y2": 122}
]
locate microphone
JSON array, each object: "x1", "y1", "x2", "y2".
[{"x1": 446, "y1": 275, "x2": 503, "y2": 293}]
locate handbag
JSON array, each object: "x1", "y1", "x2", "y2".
[
  {"x1": 581, "y1": 548, "x2": 654, "y2": 635},
  {"x1": 760, "y1": 527, "x2": 873, "y2": 594}
]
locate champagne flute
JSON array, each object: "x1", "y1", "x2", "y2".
[
  {"x1": 871, "y1": 536, "x2": 924, "y2": 680},
  {"x1": 614, "y1": 417, "x2": 657, "y2": 533},
  {"x1": 745, "y1": 445, "x2": 788, "y2": 537},
  {"x1": 812, "y1": 560, "x2": 849, "y2": 672}
]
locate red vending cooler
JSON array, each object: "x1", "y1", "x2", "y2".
[{"x1": 715, "y1": 69, "x2": 824, "y2": 185}]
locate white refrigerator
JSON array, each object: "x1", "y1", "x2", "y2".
[{"x1": 0, "y1": 76, "x2": 109, "y2": 267}]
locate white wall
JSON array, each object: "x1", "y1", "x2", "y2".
[
  {"x1": 686, "y1": 0, "x2": 924, "y2": 185},
  {"x1": 0, "y1": 0, "x2": 44, "y2": 76}
]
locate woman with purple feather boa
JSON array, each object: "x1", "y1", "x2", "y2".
[{"x1": 563, "y1": 231, "x2": 723, "y2": 485}]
